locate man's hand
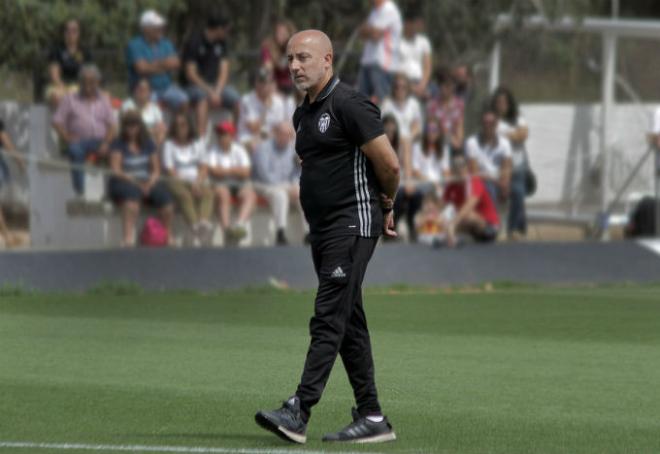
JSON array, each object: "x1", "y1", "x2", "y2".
[
  {"x1": 140, "y1": 181, "x2": 153, "y2": 195},
  {"x1": 383, "y1": 210, "x2": 397, "y2": 238}
]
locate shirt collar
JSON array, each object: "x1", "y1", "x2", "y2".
[{"x1": 305, "y1": 76, "x2": 340, "y2": 105}]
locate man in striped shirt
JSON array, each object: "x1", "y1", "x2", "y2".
[{"x1": 255, "y1": 30, "x2": 400, "y2": 444}]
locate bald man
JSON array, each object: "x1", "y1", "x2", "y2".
[{"x1": 255, "y1": 30, "x2": 399, "y2": 444}]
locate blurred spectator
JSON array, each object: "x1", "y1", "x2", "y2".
[
  {"x1": 465, "y1": 109, "x2": 512, "y2": 205},
  {"x1": 121, "y1": 78, "x2": 167, "y2": 147},
  {"x1": 46, "y1": 18, "x2": 93, "y2": 109},
  {"x1": 414, "y1": 193, "x2": 445, "y2": 246},
  {"x1": 206, "y1": 121, "x2": 256, "y2": 243},
  {"x1": 52, "y1": 64, "x2": 117, "y2": 196},
  {"x1": 442, "y1": 156, "x2": 499, "y2": 247},
  {"x1": 261, "y1": 19, "x2": 297, "y2": 95},
  {"x1": 182, "y1": 13, "x2": 241, "y2": 136},
  {"x1": 427, "y1": 68, "x2": 464, "y2": 154},
  {"x1": 0, "y1": 119, "x2": 26, "y2": 248},
  {"x1": 358, "y1": 0, "x2": 402, "y2": 103},
  {"x1": 252, "y1": 122, "x2": 304, "y2": 245},
  {"x1": 492, "y1": 86, "x2": 529, "y2": 240},
  {"x1": 381, "y1": 73, "x2": 422, "y2": 177},
  {"x1": 163, "y1": 112, "x2": 214, "y2": 245},
  {"x1": 126, "y1": 10, "x2": 188, "y2": 110},
  {"x1": 108, "y1": 111, "x2": 174, "y2": 247},
  {"x1": 453, "y1": 64, "x2": 487, "y2": 138},
  {"x1": 398, "y1": 12, "x2": 432, "y2": 99},
  {"x1": 411, "y1": 123, "x2": 450, "y2": 188},
  {"x1": 237, "y1": 67, "x2": 288, "y2": 152}
]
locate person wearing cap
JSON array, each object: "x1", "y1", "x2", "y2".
[
  {"x1": 182, "y1": 13, "x2": 241, "y2": 136},
  {"x1": 440, "y1": 155, "x2": 500, "y2": 246},
  {"x1": 163, "y1": 112, "x2": 215, "y2": 246},
  {"x1": 205, "y1": 121, "x2": 256, "y2": 244},
  {"x1": 125, "y1": 10, "x2": 188, "y2": 111},
  {"x1": 237, "y1": 67, "x2": 288, "y2": 153}
]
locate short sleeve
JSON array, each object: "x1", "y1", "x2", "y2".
[
  {"x1": 162, "y1": 39, "x2": 176, "y2": 58},
  {"x1": 465, "y1": 137, "x2": 478, "y2": 159},
  {"x1": 149, "y1": 103, "x2": 164, "y2": 124},
  {"x1": 162, "y1": 141, "x2": 175, "y2": 169},
  {"x1": 143, "y1": 139, "x2": 156, "y2": 155},
  {"x1": 48, "y1": 47, "x2": 60, "y2": 64},
  {"x1": 235, "y1": 144, "x2": 251, "y2": 168},
  {"x1": 420, "y1": 36, "x2": 432, "y2": 55},
  {"x1": 500, "y1": 138, "x2": 513, "y2": 158},
  {"x1": 410, "y1": 98, "x2": 422, "y2": 123},
  {"x1": 335, "y1": 91, "x2": 385, "y2": 147},
  {"x1": 182, "y1": 36, "x2": 197, "y2": 64},
  {"x1": 125, "y1": 39, "x2": 139, "y2": 66}
]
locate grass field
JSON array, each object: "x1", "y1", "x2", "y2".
[{"x1": 1, "y1": 284, "x2": 659, "y2": 454}]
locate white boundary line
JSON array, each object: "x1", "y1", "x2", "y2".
[{"x1": 0, "y1": 440, "x2": 385, "y2": 454}]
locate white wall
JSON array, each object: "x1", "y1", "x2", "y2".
[{"x1": 522, "y1": 102, "x2": 656, "y2": 208}]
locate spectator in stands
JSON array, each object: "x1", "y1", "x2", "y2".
[
  {"x1": 427, "y1": 68, "x2": 464, "y2": 154},
  {"x1": 261, "y1": 19, "x2": 297, "y2": 95},
  {"x1": 163, "y1": 112, "x2": 214, "y2": 245},
  {"x1": 52, "y1": 64, "x2": 117, "y2": 196},
  {"x1": 411, "y1": 122, "x2": 450, "y2": 191},
  {"x1": 108, "y1": 111, "x2": 174, "y2": 247},
  {"x1": 465, "y1": 109, "x2": 512, "y2": 206},
  {"x1": 182, "y1": 13, "x2": 241, "y2": 136},
  {"x1": 442, "y1": 156, "x2": 500, "y2": 247},
  {"x1": 126, "y1": 10, "x2": 188, "y2": 111},
  {"x1": 0, "y1": 119, "x2": 26, "y2": 248},
  {"x1": 398, "y1": 12, "x2": 432, "y2": 99},
  {"x1": 453, "y1": 63, "x2": 487, "y2": 138},
  {"x1": 358, "y1": 0, "x2": 402, "y2": 103},
  {"x1": 492, "y1": 86, "x2": 529, "y2": 240},
  {"x1": 381, "y1": 73, "x2": 423, "y2": 174},
  {"x1": 237, "y1": 67, "x2": 287, "y2": 153},
  {"x1": 121, "y1": 78, "x2": 167, "y2": 147},
  {"x1": 46, "y1": 18, "x2": 93, "y2": 109},
  {"x1": 252, "y1": 121, "x2": 303, "y2": 246},
  {"x1": 206, "y1": 121, "x2": 256, "y2": 244}
]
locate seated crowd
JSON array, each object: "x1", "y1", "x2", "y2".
[{"x1": 44, "y1": 4, "x2": 532, "y2": 248}]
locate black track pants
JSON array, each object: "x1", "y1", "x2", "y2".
[{"x1": 295, "y1": 234, "x2": 382, "y2": 419}]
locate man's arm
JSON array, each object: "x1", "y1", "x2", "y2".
[
  {"x1": 361, "y1": 134, "x2": 400, "y2": 237},
  {"x1": 185, "y1": 61, "x2": 214, "y2": 93},
  {"x1": 361, "y1": 134, "x2": 400, "y2": 200},
  {"x1": 215, "y1": 59, "x2": 229, "y2": 94}
]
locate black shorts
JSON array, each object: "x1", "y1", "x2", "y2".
[{"x1": 108, "y1": 178, "x2": 172, "y2": 209}]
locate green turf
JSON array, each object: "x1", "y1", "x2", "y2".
[{"x1": 1, "y1": 285, "x2": 660, "y2": 454}]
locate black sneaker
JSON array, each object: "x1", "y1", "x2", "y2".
[
  {"x1": 322, "y1": 408, "x2": 396, "y2": 443},
  {"x1": 255, "y1": 396, "x2": 307, "y2": 444},
  {"x1": 275, "y1": 229, "x2": 288, "y2": 246}
]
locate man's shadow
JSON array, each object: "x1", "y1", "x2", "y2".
[{"x1": 123, "y1": 432, "x2": 277, "y2": 443}]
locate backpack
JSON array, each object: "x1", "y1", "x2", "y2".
[{"x1": 139, "y1": 217, "x2": 169, "y2": 247}]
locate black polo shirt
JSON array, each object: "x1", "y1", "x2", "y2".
[
  {"x1": 48, "y1": 46, "x2": 93, "y2": 84},
  {"x1": 293, "y1": 77, "x2": 385, "y2": 239},
  {"x1": 182, "y1": 32, "x2": 230, "y2": 85}
]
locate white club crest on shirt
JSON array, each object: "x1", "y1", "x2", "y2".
[{"x1": 318, "y1": 113, "x2": 331, "y2": 133}]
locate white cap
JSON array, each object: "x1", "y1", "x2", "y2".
[{"x1": 140, "y1": 10, "x2": 166, "y2": 28}]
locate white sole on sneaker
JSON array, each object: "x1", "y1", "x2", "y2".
[
  {"x1": 353, "y1": 431, "x2": 397, "y2": 443},
  {"x1": 278, "y1": 425, "x2": 307, "y2": 444}
]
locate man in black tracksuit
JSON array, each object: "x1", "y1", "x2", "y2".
[{"x1": 255, "y1": 30, "x2": 400, "y2": 444}]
